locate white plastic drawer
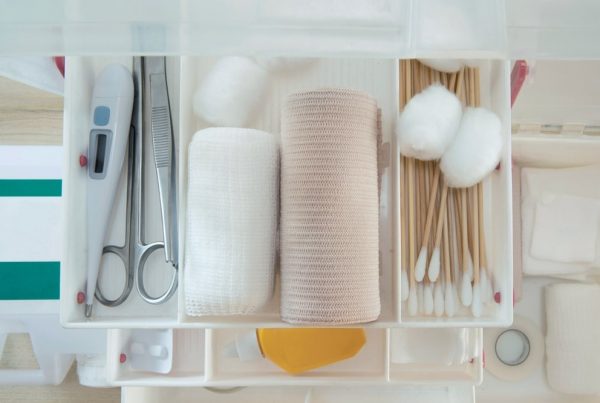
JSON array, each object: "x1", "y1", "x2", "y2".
[
  {"x1": 60, "y1": 56, "x2": 511, "y2": 329},
  {"x1": 106, "y1": 327, "x2": 482, "y2": 387}
]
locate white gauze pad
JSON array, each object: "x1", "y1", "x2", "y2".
[{"x1": 184, "y1": 128, "x2": 279, "y2": 316}]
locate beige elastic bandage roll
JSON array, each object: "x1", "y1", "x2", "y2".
[{"x1": 280, "y1": 88, "x2": 381, "y2": 325}]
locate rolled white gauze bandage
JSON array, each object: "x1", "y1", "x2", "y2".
[
  {"x1": 440, "y1": 107, "x2": 502, "y2": 188},
  {"x1": 193, "y1": 57, "x2": 268, "y2": 127},
  {"x1": 184, "y1": 128, "x2": 279, "y2": 316},
  {"x1": 546, "y1": 283, "x2": 600, "y2": 395},
  {"x1": 397, "y1": 84, "x2": 462, "y2": 160},
  {"x1": 281, "y1": 88, "x2": 380, "y2": 325}
]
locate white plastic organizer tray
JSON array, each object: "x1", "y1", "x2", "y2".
[
  {"x1": 106, "y1": 327, "x2": 482, "y2": 387},
  {"x1": 61, "y1": 56, "x2": 512, "y2": 328}
]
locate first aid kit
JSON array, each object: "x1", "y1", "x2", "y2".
[{"x1": 3, "y1": 1, "x2": 600, "y2": 402}]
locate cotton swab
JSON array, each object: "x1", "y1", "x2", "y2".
[
  {"x1": 464, "y1": 70, "x2": 482, "y2": 318},
  {"x1": 424, "y1": 281, "x2": 434, "y2": 315},
  {"x1": 415, "y1": 168, "x2": 440, "y2": 282},
  {"x1": 475, "y1": 66, "x2": 494, "y2": 304},
  {"x1": 434, "y1": 278, "x2": 445, "y2": 317},
  {"x1": 470, "y1": 187, "x2": 482, "y2": 317},
  {"x1": 443, "y1": 199, "x2": 456, "y2": 317},
  {"x1": 460, "y1": 188, "x2": 473, "y2": 306},
  {"x1": 407, "y1": 162, "x2": 418, "y2": 316},
  {"x1": 400, "y1": 158, "x2": 409, "y2": 302},
  {"x1": 478, "y1": 183, "x2": 492, "y2": 306},
  {"x1": 404, "y1": 62, "x2": 419, "y2": 317},
  {"x1": 428, "y1": 182, "x2": 448, "y2": 282}
]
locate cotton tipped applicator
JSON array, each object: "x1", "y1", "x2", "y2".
[
  {"x1": 460, "y1": 189, "x2": 473, "y2": 306},
  {"x1": 434, "y1": 278, "x2": 445, "y2": 317},
  {"x1": 407, "y1": 158, "x2": 418, "y2": 316},
  {"x1": 470, "y1": 187, "x2": 482, "y2": 317},
  {"x1": 424, "y1": 279, "x2": 434, "y2": 315},
  {"x1": 443, "y1": 202, "x2": 456, "y2": 317},
  {"x1": 478, "y1": 183, "x2": 493, "y2": 303},
  {"x1": 427, "y1": 182, "x2": 448, "y2": 282},
  {"x1": 404, "y1": 62, "x2": 419, "y2": 317},
  {"x1": 418, "y1": 282, "x2": 426, "y2": 315},
  {"x1": 400, "y1": 158, "x2": 409, "y2": 302},
  {"x1": 474, "y1": 67, "x2": 494, "y2": 305},
  {"x1": 414, "y1": 168, "x2": 440, "y2": 282}
]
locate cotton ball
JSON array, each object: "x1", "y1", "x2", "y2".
[
  {"x1": 254, "y1": 57, "x2": 314, "y2": 72},
  {"x1": 397, "y1": 84, "x2": 462, "y2": 160},
  {"x1": 440, "y1": 107, "x2": 503, "y2": 188},
  {"x1": 419, "y1": 59, "x2": 463, "y2": 73},
  {"x1": 193, "y1": 56, "x2": 268, "y2": 127}
]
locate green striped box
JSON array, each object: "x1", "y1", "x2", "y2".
[{"x1": 0, "y1": 146, "x2": 62, "y2": 300}]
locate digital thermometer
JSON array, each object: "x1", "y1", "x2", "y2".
[{"x1": 85, "y1": 64, "x2": 134, "y2": 317}]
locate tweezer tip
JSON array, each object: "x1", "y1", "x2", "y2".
[{"x1": 84, "y1": 304, "x2": 93, "y2": 318}]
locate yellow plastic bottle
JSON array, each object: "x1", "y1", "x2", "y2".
[{"x1": 227, "y1": 328, "x2": 366, "y2": 375}]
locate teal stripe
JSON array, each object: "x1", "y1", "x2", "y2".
[
  {"x1": 0, "y1": 262, "x2": 60, "y2": 300},
  {"x1": 0, "y1": 179, "x2": 62, "y2": 197}
]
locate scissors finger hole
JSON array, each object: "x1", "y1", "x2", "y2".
[
  {"x1": 98, "y1": 252, "x2": 127, "y2": 301},
  {"x1": 140, "y1": 247, "x2": 176, "y2": 300}
]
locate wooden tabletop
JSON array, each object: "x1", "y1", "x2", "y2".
[{"x1": 0, "y1": 76, "x2": 120, "y2": 402}]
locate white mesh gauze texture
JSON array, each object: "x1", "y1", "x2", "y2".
[
  {"x1": 545, "y1": 283, "x2": 600, "y2": 395},
  {"x1": 184, "y1": 128, "x2": 279, "y2": 316},
  {"x1": 281, "y1": 88, "x2": 381, "y2": 324}
]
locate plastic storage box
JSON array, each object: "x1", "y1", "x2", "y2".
[{"x1": 60, "y1": 56, "x2": 512, "y2": 328}]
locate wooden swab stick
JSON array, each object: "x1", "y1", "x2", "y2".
[
  {"x1": 399, "y1": 61, "x2": 404, "y2": 108},
  {"x1": 460, "y1": 188, "x2": 470, "y2": 276},
  {"x1": 449, "y1": 73, "x2": 457, "y2": 93},
  {"x1": 443, "y1": 202, "x2": 452, "y2": 285},
  {"x1": 408, "y1": 158, "x2": 416, "y2": 288},
  {"x1": 434, "y1": 184, "x2": 449, "y2": 250},
  {"x1": 473, "y1": 69, "x2": 488, "y2": 280},
  {"x1": 404, "y1": 61, "x2": 417, "y2": 290},
  {"x1": 478, "y1": 183, "x2": 488, "y2": 275},
  {"x1": 415, "y1": 161, "x2": 422, "y2": 244},
  {"x1": 426, "y1": 180, "x2": 448, "y2": 282},
  {"x1": 471, "y1": 188, "x2": 480, "y2": 284},
  {"x1": 400, "y1": 158, "x2": 409, "y2": 296},
  {"x1": 452, "y1": 189, "x2": 462, "y2": 276},
  {"x1": 418, "y1": 168, "x2": 440, "y2": 253}
]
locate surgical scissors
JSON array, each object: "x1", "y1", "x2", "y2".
[{"x1": 94, "y1": 57, "x2": 178, "y2": 308}]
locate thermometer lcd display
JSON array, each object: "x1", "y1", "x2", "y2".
[{"x1": 95, "y1": 134, "x2": 107, "y2": 174}]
